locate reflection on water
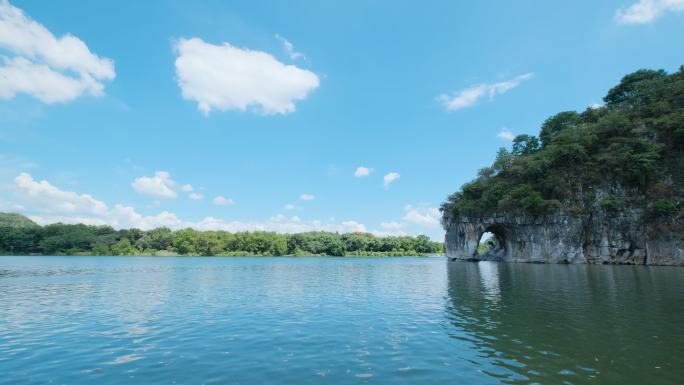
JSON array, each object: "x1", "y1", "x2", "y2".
[
  {"x1": 477, "y1": 261, "x2": 501, "y2": 304},
  {"x1": 446, "y1": 261, "x2": 684, "y2": 384},
  {"x1": 0, "y1": 256, "x2": 682, "y2": 385}
]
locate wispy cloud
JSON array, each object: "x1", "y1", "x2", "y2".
[
  {"x1": 438, "y1": 73, "x2": 533, "y2": 111},
  {"x1": 402, "y1": 204, "x2": 441, "y2": 228},
  {"x1": 275, "y1": 34, "x2": 305, "y2": 60},
  {"x1": 213, "y1": 196, "x2": 235, "y2": 206},
  {"x1": 383, "y1": 172, "x2": 400, "y2": 189},
  {"x1": 299, "y1": 193, "x2": 315, "y2": 201},
  {"x1": 616, "y1": 0, "x2": 684, "y2": 24},
  {"x1": 496, "y1": 127, "x2": 515, "y2": 141},
  {"x1": 189, "y1": 192, "x2": 204, "y2": 201}
]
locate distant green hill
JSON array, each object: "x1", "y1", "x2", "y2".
[{"x1": 0, "y1": 212, "x2": 39, "y2": 228}]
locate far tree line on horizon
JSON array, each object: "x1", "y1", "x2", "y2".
[{"x1": 0, "y1": 213, "x2": 443, "y2": 257}]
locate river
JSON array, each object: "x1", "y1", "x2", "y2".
[{"x1": 1, "y1": 256, "x2": 682, "y2": 384}]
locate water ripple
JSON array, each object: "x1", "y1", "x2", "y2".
[{"x1": 0, "y1": 256, "x2": 683, "y2": 385}]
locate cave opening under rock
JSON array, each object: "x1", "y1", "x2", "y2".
[{"x1": 475, "y1": 226, "x2": 506, "y2": 261}]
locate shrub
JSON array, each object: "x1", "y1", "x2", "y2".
[
  {"x1": 652, "y1": 200, "x2": 678, "y2": 216},
  {"x1": 600, "y1": 197, "x2": 619, "y2": 211}
]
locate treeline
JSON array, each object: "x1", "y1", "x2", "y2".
[
  {"x1": 442, "y1": 67, "x2": 684, "y2": 218},
  {"x1": 0, "y1": 215, "x2": 443, "y2": 256}
]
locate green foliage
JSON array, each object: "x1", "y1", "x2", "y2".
[
  {"x1": 0, "y1": 212, "x2": 39, "y2": 228},
  {"x1": 539, "y1": 111, "x2": 582, "y2": 148},
  {"x1": 512, "y1": 134, "x2": 540, "y2": 156},
  {"x1": 652, "y1": 200, "x2": 679, "y2": 216},
  {"x1": 442, "y1": 66, "x2": 684, "y2": 217},
  {"x1": 601, "y1": 197, "x2": 620, "y2": 212},
  {"x1": 0, "y1": 219, "x2": 443, "y2": 257}
]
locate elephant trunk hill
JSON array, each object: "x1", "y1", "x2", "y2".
[{"x1": 441, "y1": 67, "x2": 684, "y2": 266}]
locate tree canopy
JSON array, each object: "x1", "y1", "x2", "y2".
[
  {"x1": 441, "y1": 67, "x2": 684, "y2": 218},
  {"x1": 0, "y1": 214, "x2": 443, "y2": 257}
]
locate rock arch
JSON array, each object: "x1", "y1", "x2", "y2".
[
  {"x1": 475, "y1": 224, "x2": 508, "y2": 261},
  {"x1": 442, "y1": 208, "x2": 683, "y2": 265},
  {"x1": 443, "y1": 214, "x2": 587, "y2": 263}
]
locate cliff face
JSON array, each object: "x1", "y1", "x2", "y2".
[{"x1": 443, "y1": 206, "x2": 683, "y2": 266}]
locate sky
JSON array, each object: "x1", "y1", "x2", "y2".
[{"x1": 0, "y1": 0, "x2": 683, "y2": 240}]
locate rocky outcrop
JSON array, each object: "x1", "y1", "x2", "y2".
[{"x1": 442, "y1": 207, "x2": 684, "y2": 266}]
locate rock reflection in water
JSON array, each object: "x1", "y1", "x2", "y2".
[{"x1": 444, "y1": 261, "x2": 684, "y2": 385}]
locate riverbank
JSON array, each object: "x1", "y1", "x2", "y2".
[{"x1": 0, "y1": 214, "x2": 444, "y2": 257}]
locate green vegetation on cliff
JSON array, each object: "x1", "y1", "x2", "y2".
[
  {"x1": 441, "y1": 67, "x2": 684, "y2": 219},
  {"x1": 0, "y1": 214, "x2": 442, "y2": 256}
]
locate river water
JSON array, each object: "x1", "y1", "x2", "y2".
[{"x1": 1, "y1": 256, "x2": 682, "y2": 384}]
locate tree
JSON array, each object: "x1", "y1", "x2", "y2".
[
  {"x1": 512, "y1": 134, "x2": 540, "y2": 155},
  {"x1": 539, "y1": 111, "x2": 581, "y2": 148}
]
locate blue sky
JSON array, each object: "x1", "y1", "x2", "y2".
[{"x1": 0, "y1": 0, "x2": 683, "y2": 240}]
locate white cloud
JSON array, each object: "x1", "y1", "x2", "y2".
[
  {"x1": 189, "y1": 192, "x2": 204, "y2": 201},
  {"x1": 354, "y1": 166, "x2": 373, "y2": 177},
  {"x1": 299, "y1": 193, "x2": 314, "y2": 201},
  {"x1": 8, "y1": 173, "x2": 448, "y2": 240},
  {"x1": 213, "y1": 195, "x2": 235, "y2": 206},
  {"x1": 0, "y1": 1, "x2": 115, "y2": 103},
  {"x1": 275, "y1": 33, "x2": 305, "y2": 60},
  {"x1": 438, "y1": 73, "x2": 533, "y2": 111},
  {"x1": 180, "y1": 184, "x2": 194, "y2": 192},
  {"x1": 496, "y1": 127, "x2": 515, "y2": 141},
  {"x1": 132, "y1": 171, "x2": 177, "y2": 199},
  {"x1": 174, "y1": 37, "x2": 320, "y2": 115},
  {"x1": 284, "y1": 203, "x2": 296, "y2": 210},
  {"x1": 383, "y1": 172, "x2": 400, "y2": 189},
  {"x1": 13, "y1": 172, "x2": 180, "y2": 229},
  {"x1": 192, "y1": 216, "x2": 367, "y2": 234},
  {"x1": 14, "y1": 172, "x2": 108, "y2": 216},
  {"x1": 616, "y1": 0, "x2": 684, "y2": 24},
  {"x1": 402, "y1": 204, "x2": 441, "y2": 228},
  {"x1": 590, "y1": 102, "x2": 603, "y2": 109},
  {"x1": 381, "y1": 221, "x2": 404, "y2": 230}
]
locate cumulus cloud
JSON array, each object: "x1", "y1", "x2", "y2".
[
  {"x1": 496, "y1": 127, "x2": 515, "y2": 141},
  {"x1": 284, "y1": 203, "x2": 296, "y2": 210},
  {"x1": 131, "y1": 171, "x2": 177, "y2": 199},
  {"x1": 299, "y1": 193, "x2": 314, "y2": 201},
  {"x1": 402, "y1": 204, "x2": 441, "y2": 228},
  {"x1": 381, "y1": 221, "x2": 404, "y2": 230},
  {"x1": 354, "y1": 166, "x2": 373, "y2": 177},
  {"x1": 438, "y1": 73, "x2": 533, "y2": 111},
  {"x1": 13, "y1": 173, "x2": 180, "y2": 229},
  {"x1": 0, "y1": 1, "x2": 115, "y2": 103},
  {"x1": 174, "y1": 37, "x2": 320, "y2": 115},
  {"x1": 192, "y1": 215, "x2": 367, "y2": 234},
  {"x1": 213, "y1": 195, "x2": 235, "y2": 206},
  {"x1": 131, "y1": 171, "x2": 201, "y2": 200},
  {"x1": 10, "y1": 173, "x2": 370, "y2": 234},
  {"x1": 616, "y1": 0, "x2": 684, "y2": 24},
  {"x1": 275, "y1": 34, "x2": 305, "y2": 60},
  {"x1": 14, "y1": 172, "x2": 108, "y2": 216},
  {"x1": 383, "y1": 172, "x2": 400, "y2": 189},
  {"x1": 189, "y1": 192, "x2": 204, "y2": 201}
]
